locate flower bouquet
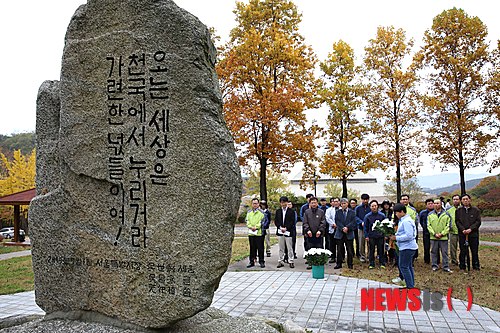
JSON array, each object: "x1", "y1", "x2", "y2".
[
  {"x1": 304, "y1": 248, "x2": 332, "y2": 266},
  {"x1": 372, "y1": 219, "x2": 398, "y2": 253}
]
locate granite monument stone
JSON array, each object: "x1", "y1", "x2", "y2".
[{"x1": 29, "y1": 0, "x2": 241, "y2": 328}]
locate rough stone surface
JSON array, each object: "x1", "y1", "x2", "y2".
[
  {"x1": 0, "y1": 308, "x2": 279, "y2": 333},
  {"x1": 0, "y1": 315, "x2": 43, "y2": 330},
  {"x1": 29, "y1": 0, "x2": 241, "y2": 329},
  {"x1": 35, "y1": 80, "x2": 61, "y2": 196},
  {"x1": 282, "y1": 319, "x2": 308, "y2": 333}
]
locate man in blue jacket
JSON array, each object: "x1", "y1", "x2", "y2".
[
  {"x1": 390, "y1": 204, "x2": 419, "y2": 289},
  {"x1": 419, "y1": 198, "x2": 434, "y2": 264},
  {"x1": 355, "y1": 193, "x2": 371, "y2": 263},
  {"x1": 363, "y1": 200, "x2": 387, "y2": 269},
  {"x1": 334, "y1": 198, "x2": 357, "y2": 269}
]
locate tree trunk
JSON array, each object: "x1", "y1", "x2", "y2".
[
  {"x1": 395, "y1": 155, "x2": 402, "y2": 201},
  {"x1": 313, "y1": 171, "x2": 317, "y2": 197},
  {"x1": 341, "y1": 175, "x2": 348, "y2": 198},
  {"x1": 259, "y1": 158, "x2": 268, "y2": 201},
  {"x1": 339, "y1": 119, "x2": 348, "y2": 198},
  {"x1": 393, "y1": 101, "x2": 402, "y2": 201},
  {"x1": 458, "y1": 150, "x2": 466, "y2": 196},
  {"x1": 457, "y1": 122, "x2": 466, "y2": 196}
]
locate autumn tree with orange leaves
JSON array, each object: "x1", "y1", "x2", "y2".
[
  {"x1": 217, "y1": 0, "x2": 319, "y2": 201},
  {"x1": 486, "y1": 41, "x2": 500, "y2": 172},
  {"x1": 363, "y1": 26, "x2": 422, "y2": 201},
  {"x1": 319, "y1": 40, "x2": 384, "y2": 198},
  {"x1": 416, "y1": 8, "x2": 498, "y2": 195}
]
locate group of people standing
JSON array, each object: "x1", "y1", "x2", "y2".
[
  {"x1": 418, "y1": 194, "x2": 482, "y2": 273},
  {"x1": 245, "y1": 192, "x2": 482, "y2": 289}
]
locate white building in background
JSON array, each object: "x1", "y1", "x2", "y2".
[{"x1": 288, "y1": 170, "x2": 387, "y2": 201}]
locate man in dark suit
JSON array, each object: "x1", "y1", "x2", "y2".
[
  {"x1": 334, "y1": 198, "x2": 357, "y2": 269},
  {"x1": 275, "y1": 196, "x2": 296, "y2": 268},
  {"x1": 456, "y1": 194, "x2": 482, "y2": 271}
]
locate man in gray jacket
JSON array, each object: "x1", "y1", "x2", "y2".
[{"x1": 303, "y1": 197, "x2": 327, "y2": 269}]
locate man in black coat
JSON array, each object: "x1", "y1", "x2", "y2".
[
  {"x1": 456, "y1": 194, "x2": 482, "y2": 271},
  {"x1": 275, "y1": 196, "x2": 297, "y2": 268},
  {"x1": 334, "y1": 198, "x2": 357, "y2": 269}
]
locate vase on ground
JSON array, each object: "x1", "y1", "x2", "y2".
[{"x1": 311, "y1": 264, "x2": 325, "y2": 279}]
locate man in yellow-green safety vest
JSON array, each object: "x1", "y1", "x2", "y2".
[
  {"x1": 446, "y1": 194, "x2": 461, "y2": 266},
  {"x1": 246, "y1": 198, "x2": 266, "y2": 268},
  {"x1": 427, "y1": 199, "x2": 452, "y2": 273}
]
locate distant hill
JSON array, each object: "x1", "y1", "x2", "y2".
[
  {"x1": 427, "y1": 177, "x2": 485, "y2": 195},
  {"x1": 417, "y1": 172, "x2": 490, "y2": 189},
  {"x1": 0, "y1": 132, "x2": 35, "y2": 155}
]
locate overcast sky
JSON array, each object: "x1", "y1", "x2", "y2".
[{"x1": 0, "y1": 0, "x2": 498, "y2": 178}]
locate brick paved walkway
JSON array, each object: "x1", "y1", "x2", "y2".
[{"x1": 1, "y1": 273, "x2": 499, "y2": 332}]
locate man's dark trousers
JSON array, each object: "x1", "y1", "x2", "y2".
[
  {"x1": 354, "y1": 228, "x2": 360, "y2": 257},
  {"x1": 328, "y1": 233, "x2": 337, "y2": 261},
  {"x1": 459, "y1": 234, "x2": 480, "y2": 270},
  {"x1": 368, "y1": 237, "x2": 386, "y2": 266},
  {"x1": 337, "y1": 235, "x2": 353, "y2": 268},
  {"x1": 249, "y1": 235, "x2": 265, "y2": 265}
]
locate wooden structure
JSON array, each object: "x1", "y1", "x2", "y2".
[{"x1": 0, "y1": 188, "x2": 36, "y2": 244}]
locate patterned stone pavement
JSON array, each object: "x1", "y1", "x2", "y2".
[
  {"x1": 213, "y1": 271, "x2": 500, "y2": 333},
  {"x1": 1, "y1": 271, "x2": 499, "y2": 332}
]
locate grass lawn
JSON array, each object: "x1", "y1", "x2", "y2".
[
  {"x1": 0, "y1": 256, "x2": 34, "y2": 295},
  {"x1": 0, "y1": 236, "x2": 279, "y2": 294},
  {"x1": 0, "y1": 239, "x2": 31, "y2": 255},
  {"x1": 480, "y1": 232, "x2": 500, "y2": 243},
  {"x1": 230, "y1": 235, "x2": 278, "y2": 264},
  {"x1": 341, "y1": 240, "x2": 500, "y2": 311}
]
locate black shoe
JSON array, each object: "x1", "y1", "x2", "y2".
[
  {"x1": 289, "y1": 263, "x2": 295, "y2": 268},
  {"x1": 246, "y1": 263, "x2": 255, "y2": 268},
  {"x1": 260, "y1": 263, "x2": 265, "y2": 268},
  {"x1": 306, "y1": 265, "x2": 312, "y2": 270},
  {"x1": 333, "y1": 265, "x2": 342, "y2": 269},
  {"x1": 277, "y1": 263, "x2": 284, "y2": 268}
]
